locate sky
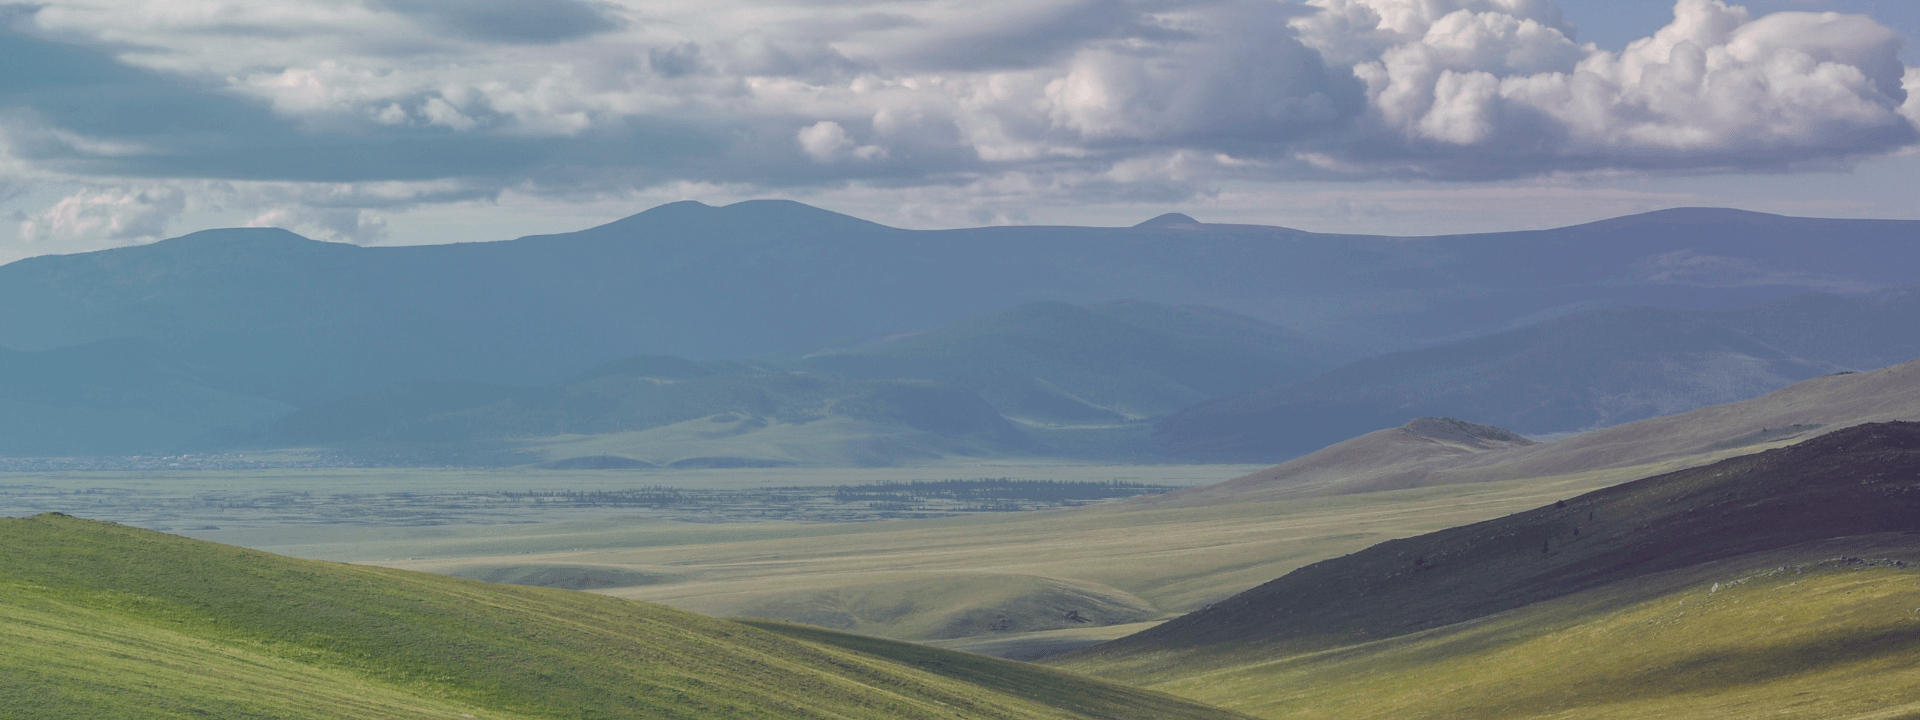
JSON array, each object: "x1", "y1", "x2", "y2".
[{"x1": 1, "y1": 0, "x2": 1917, "y2": 261}]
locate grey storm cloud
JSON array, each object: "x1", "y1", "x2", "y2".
[
  {"x1": 0, "y1": 26, "x2": 730, "y2": 187},
  {"x1": 373, "y1": 0, "x2": 622, "y2": 45}
]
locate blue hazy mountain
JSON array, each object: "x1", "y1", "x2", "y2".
[
  {"x1": 2, "y1": 202, "x2": 1918, "y2": 410},
  {"x1": 805, "y1": 300, "x2": 1342, "y2": 424},
  {"x1": 1150, "y1": 294, "x2": 1920, "y2": 462},
  {"x1": 250, "y1": 357, "x2": 1035, "y2": 466},
  {"x1": 0, "y1": 338, "x2": 292, "y2": 456}
]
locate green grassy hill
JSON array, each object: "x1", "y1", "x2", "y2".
[{"x1": 0, "y1": 513, "x2": 1247, "y2": 720}]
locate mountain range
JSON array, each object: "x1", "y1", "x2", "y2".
[
  {"x1": 2, "y1": 201, "x2": 1920, "y2": 461},
  {"x1": 1154, "y1": 287, "x2": 1920, "y2": 461}
]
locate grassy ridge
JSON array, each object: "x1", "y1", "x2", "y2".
[
  {"x1": 1092, "y1": 543, "x2": 1920, "y2": 719},
  {"x1": 0, "y1": 513, "x2": 1245, "y2": 720},
  {"x1": 1079, "y1": 422, "x2": 1920, "y2": 662}
]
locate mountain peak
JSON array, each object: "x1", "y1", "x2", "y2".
[
  {"x1": 150, "y1": 227, "x2": 323, "y2": 248},
  {"x1": 596, "y1": 198, "x2": 893, "y2": 236},
  {"x1": 1135, "y1": 213, "x2": 1201, "y2": 228}
]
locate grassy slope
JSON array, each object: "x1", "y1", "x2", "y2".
[
  {"x1": 742, "y1": 620, "x2": 1255, "y2": 720},
  {"x1": 1078, "y1": 422, "x2": 1920, "y2": 667},
  {"x1": 1066, "y1": 537, "x2": 1920, "y2": 720},
  {"x1": 321, "y1": 462, "x2": 1679, "y2": 645},
  {"x1": 0, "y1": 514, "x2": 1245, "y2": 720},
  {"x1": 1165, "y1": 357, "x2": 1920, "y2": 504}
]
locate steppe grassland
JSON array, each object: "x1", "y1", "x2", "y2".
[
  {"x1": 1079, "y1": 558, "x2": 1920, "y2": 720},
  {"x1": 342, "y1": 452, "x2": 1774, "y2": 644},
  {"x1": 0, "y1": 515, "x2": 1248, "y2": 720}
]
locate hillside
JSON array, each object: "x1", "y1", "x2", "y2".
[
  {"x1": 1076, "y1": 421, "x2": 1920, "y2": 667},
  {"x1": 3, "y1": 203, "x2": 1916, "y2": 411},
  {"x1": 257, "y1": 363, "x2": 1033, "y2": 467},
  {"x1": 1716, "y1": 283, "x2": 1920, "y2": 371},
  {"x1": 1157, "y1": 357, "x2": 1920, "y2": 504},
  {"x1": 1074, "y1": 538, "x2": 1920, "y2": 720},
  {"x1": 807, "y1": 301, "x2": 1337, "y2": 424},
  {"x1": 1154, "y1": 306, "x2": 1843, "y2": 461},
  {"x1": 1147, "y1": 418, "x2": 1535, "y2": 503},
  {"x1": 0, "y1": 338, "x2": 291, "y2": 455},
  {"x1": 0, "y1": 513, "x2": 1247, "y2": 720}
]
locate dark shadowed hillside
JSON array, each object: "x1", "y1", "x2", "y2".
[{"x1": 1086, "y1": 422, "x2": 1920, "y2": 660}]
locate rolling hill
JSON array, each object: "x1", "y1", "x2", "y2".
[
  {"x1": 1060, "y1": 422, "x2": 1920, "y2": 718},
  {"x1": 1157, "y1": 356, "x2": 1920, "y2": 504},
  {"x1": 1074, "y1": 421, "x2": 1920, "y2": 661},
  {"x1": 0, "y1": 513, "x2": 1248, "y2": 720}
]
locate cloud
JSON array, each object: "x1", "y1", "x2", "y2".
[
  {"x1": 797, "y1": 120, "x2": 886, "y2": 162},
  {"x1": 373, "y1": 0, "x2": 621, "y2": 45},
  {"x1": 245, "y1": 205, "x2": 388, "y2": 245},
  {"x1": 17, "y1": 185, "x2": 183, "y2": 245},
  {"x1": 0, "y1": 0, "x2": 1910, "y2": 245},
  {"x1": 1299, "y1": 0, "x2": 1917, "y2": 177}
]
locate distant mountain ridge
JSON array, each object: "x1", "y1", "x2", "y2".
[
  {"x1": 807, "y1": 300, "x2": 1339, "y2": 424},
  {"x1": 3, "y1": 201, "x2": 1920, "y2": 460},
  {"x1": 4, "y1": 201, "x2": 1917, "y2": 408},
  {"x1": 1155, "y1": 290, "x2": 1920, "y2": 461}
]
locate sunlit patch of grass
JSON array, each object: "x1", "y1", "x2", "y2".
[{"x1": 0, "y1": 513, "x2": 1247, "y2": 719}]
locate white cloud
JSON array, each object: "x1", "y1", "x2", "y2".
[
  {"x1": 797, "y1": 120, "x2": 886, "y2": 162},
  {"x1": 1307, "y1": 0, "x2": 1916, "y2": 176},
  {"x1": 246, "y1": 206, "x2": 388, "y2": 244},
  {"x1": 18, "y1": 186, "x2": 185, "y2": 246},
  {"x1": 0, "y1": 0, "x2": 1912, "y2": 231}
]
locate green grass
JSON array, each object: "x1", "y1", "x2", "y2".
[
  {"x1": 1061, "y1": 540, "x2": 1920, "y2": 719},
  {"x1": 741, "y1": 620, "x2": 1256, "y2": 720},
  {"x1": 286, "y1": 462, "x2": 1651, "y2": 646},
  {"x1": 0, "y1": 513, "x2": 1248, "y2": 719}
]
